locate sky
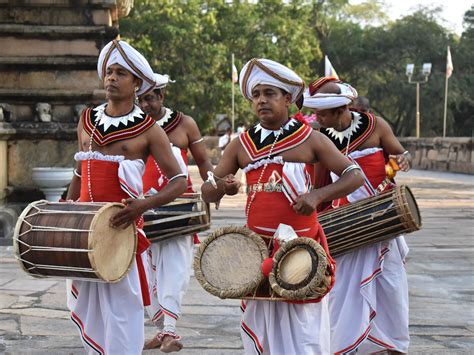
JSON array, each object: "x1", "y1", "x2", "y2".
[{"x1": 352, "y1": 0, "x2": 472, "y2": 34}]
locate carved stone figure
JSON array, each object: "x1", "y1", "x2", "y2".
[{"x1": 36, "y1": 103, "x2": 52, "y2": 122}]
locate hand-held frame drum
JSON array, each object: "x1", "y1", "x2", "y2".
[
  {"x1": 194, "y1": 226, "x2": 268, "y2": 299},
  {"x1": 269, "y1": 238, "x2": 334, "y2": 301},
  {"x1": 319, "y1": 185, "x2": 421, "y2": 257},
  {"x1": 13, "y1": 200, "x2": 137, "y2": 283},
  {"x1": 194, "y1": 226, "x2": 334, "y2": 301},
  {"x1": 143, "y1": 192, "x2": 210, "y2": 242}
]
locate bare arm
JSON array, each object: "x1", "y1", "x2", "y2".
[
  {"x1": 201, "y1": 138, "x2": 240, "y2": 203},
  {"x1": 293, "y1": 132, "x2": 364, "y2": 215},
  {"x1": 111, "y1": 125, "x2": 187, "y2": 228},
  {"x1": 378, "y1": 117, "x2": 411, "y2": 171},
  {"x1": 66, "y1": 120, "x2": 83, "y2": 201},
  {"x1": 185, "y1": 116, "x2": 214, "y2": 181}
]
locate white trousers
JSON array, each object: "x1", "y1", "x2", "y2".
[
  {"x1": 328, "y1": 237, "x2": 409, "y2": 354},
  {"x1": 66, "y1": 254, "x2": 148, "y2": 355},
  {"x1": 240, "y1": 298, "x2": 330, "y2": 355},
  {"x1": 145, "y1": 235, "x2": 193, "y2": 333}
]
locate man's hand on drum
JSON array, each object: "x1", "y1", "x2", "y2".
[
  {"x1": 110, "y1": 198, "x2": 147, "y2": 229},
  {"x1": 293, "y1": 191, "x2": 321, "y2": 216},
  {"x1": 389, "y1": 152, "x2": 411, "y2": 172},
  {"x1": 223, "y1": 174, "x2": 240, "y2": 196}
]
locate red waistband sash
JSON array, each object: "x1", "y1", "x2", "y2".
[
  {"x1": 246, "y1": 164, "x2": 336, "y2": 303},
  {"x1": 333, "y1": 150, "x2": 388, "y2": 208},
  {"x1": 80, "y1": 160, "x2": 151, "y2": 306}
]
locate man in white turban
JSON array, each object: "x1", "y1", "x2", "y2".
[
  {"x1": 97, "y1": 39, "x2": 156, "y2": 96},
  {"x1": 65, "y1": 40, "x2": 187, "y2": 354},
  {"x1": 201, "y1": 59, "x2": 364, "y2": 355},
  {"x1": 138, "y1": 73, "x2": 217, "y2": 352},
  {"x1": 305, "y1": 76, "x2": 411, "y2": 354}
]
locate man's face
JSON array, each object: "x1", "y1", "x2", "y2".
[
  {"x1": 251, "y1": 84, "x2": 291, "y2": 126},
  {"x1": 104, "y1": 63, "x2": 139, "y2": 101},
  {"x1": 138, "y1": 90, "x2": 164, "y2": 118},
  {"x1": 314, "y1": 108, "x2": 339, "y2": 129}
]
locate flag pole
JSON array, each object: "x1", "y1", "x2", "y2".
[
  {"x1": 231, "y1": 53, "x2": 235, "y2": 133},
  {"x1": 443, "y1": 74, "x2": 449, "y2": 138}
]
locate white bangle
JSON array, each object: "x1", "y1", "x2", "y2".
[
  {"x1": 206, "y1": 171, "x2": 218, "y2": 189},
  {"x1": 190, "y1": 137, "x2": 204, "y2": 145},
  {"x1": 341, "y1": 164, "x2": 360, "y2": 176},
  {"x1": 168, "y1": 173, "x2": 187, "y2": 183},
  {"x1": 73, "y1": 169, "x2": 82, "y2": 178}
]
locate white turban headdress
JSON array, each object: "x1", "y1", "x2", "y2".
[
  {"x1": 303, "y1": 77, "x2": 358, "y2": 110},
  {"x1": 154, "y1": 73, "x2": 175, "y2": 89},
  {"x1": 239, "y1": 58, "x2": 305, "y2": 107},
  {"x1": 98, "y1": 40, "x2": 156, "y2": 96}
]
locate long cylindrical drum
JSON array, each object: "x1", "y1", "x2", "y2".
[
  {"x1": 319, "y1": 185, "x2": 421, "y2": 257},
  {"x1": 13, "y1": 200, "x2": 137, "y2": 282},
  {"x1": 143, "y1": 192, "x2": 210, "y2": 242}
]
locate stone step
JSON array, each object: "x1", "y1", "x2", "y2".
[
  {"x1": 1, "y1": 36, "x2": 102, "y2": 56},
  {"x1": 0, "y1": 69, "x2": 100, "y2": 91},
  {"x1": 0, "y1": 88, "x2": 99, "y2": 103},
  {"x1": 0, "y1": 0, "x2": 115, "y2": 7},
  {"x1": 0, "y1": 4, "x2": 114, "y2": 26},
  {"x1": 0, "y1": 24, "x2": 114, "y2": 38},
  {"x1": 0, "y1": 56, "x2": 97, "y2": 69}
]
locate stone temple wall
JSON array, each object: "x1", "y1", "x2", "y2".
[
  {"x1": 0, "y1": 0, "x2": 127, "y2": 241},
  {"x1": 399, "y1": 137, "x2": 473, "y2": 175}
]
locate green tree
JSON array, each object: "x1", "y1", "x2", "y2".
[{"x1": 120, "y1": 0, "x2": 321, "y2": 133}]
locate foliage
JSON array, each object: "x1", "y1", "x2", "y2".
[{"x1": 120, "y1": 1, "x2": 473, "y2": 137}]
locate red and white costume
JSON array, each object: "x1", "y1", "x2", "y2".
[
  {"x1": 142, "y1": 107, "x2": 195, "y2": 337},
  {"x1": 67, "y1": 39, "x2": 158, "y2": 354},
  {"x1": 238, "y1": 118, "x2": 335, "y2": 355},
  {"x1": 304, "y1": 78, "x2": 410, "y2": 353},
  {"x1": 67, "y1": 151, "x2": 151, "y2": 355},
  {"x1": 328, "y1": 148, "x2": 409, "y2": 354}
]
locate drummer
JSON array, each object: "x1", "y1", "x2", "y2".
[
  {"x1": 201, "y1": 58, "x2": 364, "y2": 354},
  {"x1": 138, "y1": 74, "x2": 217, "y2": 351},
  {"x1": 304, "y1": 77, "x2": 411, "y2": 354},
  {"x1": 65, "y1": 40, "x2": 186, "y2": 354}
]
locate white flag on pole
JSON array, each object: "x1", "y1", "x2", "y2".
[
  {"x1": 232, "y1": 64, "x2": 238, "y2": 83},
  {"x1": 324, "y1": 55, "x2": 339, "y2": 79},
  {"x1": 446, "y1": 46, "x2": 453, "y2": 78}
]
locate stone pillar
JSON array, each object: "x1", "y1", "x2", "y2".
[{"x1": 0, "y1": 0, "x2": 133, "y2": 241}]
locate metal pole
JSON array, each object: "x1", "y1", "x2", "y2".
[
  {"x1": 443, "y1": 75, "x2": 449, "y2": 138},
  {"x1": 416, "y1": 82, "x2": 420, "y2": 138},
  {"x1": 231, "y1": 53, "x2": 235, "y2": 133}
]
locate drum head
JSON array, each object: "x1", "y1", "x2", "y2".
[
  {"x1": 402, "y1": 186, "x2": 422, "y2": 229},
  {"x1": 194, "y1": 226, "x2": 269, "y2": 299},
  {"x1": 269, "y1": 238, "x2": 332, "y2": 300},
  {"x1": 89, "y1": 203, "x2": 137, "y2": 283},
  {"x1": 278, "y1": 246, "x2": 315, "y2": 286}
]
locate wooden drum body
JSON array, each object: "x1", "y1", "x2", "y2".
[
  {"x1": 13, "y1": 200, "x2": 137, "y2": 282},
  {"x1": 319, "y1": 185, "x2": 421, "y2": 257},
  {"x1": 143, "y1": 192, "x2": 210, "y2": 242}
]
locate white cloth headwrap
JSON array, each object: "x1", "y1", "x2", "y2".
[
  {"x1": 239, "y1": 58, "x2": 305, "y2": 104},
  {"x1": 154, "y1": 73, "x2": 174, "y2": 89},
  {"x1": 303, "y1": 82, "x2": 358, "y2": 110},
  {"x1": 98, "y1": 40, "x2": 156, "y2": 96}
]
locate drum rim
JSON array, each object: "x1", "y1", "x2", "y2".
[
  {"x1": 269, "y1": 237, "x2": 332, "y2": 300},
  {"x1": 194, "y1": 226, "x2": 269, "y2": 299},
  {"x1": 88, "y1": 202, "x2": 137, "y2": 283},
  {"x1": 13, "y1": 200, "x2": 48, "y2": 277},
  {"x1": 397, "y1": 185, "x2": 422, "y2": 231}
]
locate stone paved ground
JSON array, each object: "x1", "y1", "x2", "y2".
[{"x1": 0, "y1": 168, "x2": 472, "y2": 354}]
